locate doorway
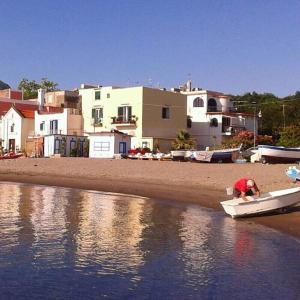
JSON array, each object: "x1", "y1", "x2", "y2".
[{"x1": 9, "y1": 139, "x2": 15, "y2": 152}]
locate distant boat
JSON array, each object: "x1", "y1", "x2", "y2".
[
  {"x1": 220, "y1": 187, "x2": 300, "y2": 218},
  {"x1": 253, "y1": 145, "x2": 300, "y2": 163},
  {"x1": 193, "y1": 146, "x2": 241, "y2": 163},
  {"x1": 0, "y1": 152, "x2": 23, "y2": 160},
  {"x1": 171, "y1": 150, "x2": 189, "y2": 161}
]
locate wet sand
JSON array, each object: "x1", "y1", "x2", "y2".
[{"x1": 0, "y1": 157, "x2": 299, "y2": 239}]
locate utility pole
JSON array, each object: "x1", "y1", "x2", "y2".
[
  {"x1": 252, "y1": 102, "x2": 257, "y2": 147},
  {"x1": 254, "y1": 106, "x2": 256, "y2": 147},
  {"x1": 282, "y1": 104, "x2": 286, "y2": 129}
]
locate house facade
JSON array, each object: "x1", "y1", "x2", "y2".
[
  {"x1": 79, "y1": 86, "x2": 187, "y2": 152},
  {"x1": 34, "y1": 108, "x2": 83, "y2": 137},
  {"x1": 182, "y1": 86, "x2": 255, "y2": 149},
  {"x1": 1, "y1": 105, "x2": 36, "y2": 152},
  {"x1": 44, "y1": 134, "x2": 88, "y2": 157}
]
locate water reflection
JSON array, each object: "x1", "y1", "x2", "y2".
[{"x1": 0, "y1": 182, "x2": 300, "y2": 299}]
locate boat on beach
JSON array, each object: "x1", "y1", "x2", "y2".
[
  {"x1": 170, "y1": 150, "x2": 189, "y2": 161},
  {"x1": 220, "y1": 187, "x2": 300, "y2": 218},
  {"x1": 193, "y1": 146, "x2": 241, "y2": 163},
  {"x1": 252, "y1": 145, "x2": 300, "y2": 164},
  {"x1": 0, "y1": 152, "x2": 23, "y2": 160}
]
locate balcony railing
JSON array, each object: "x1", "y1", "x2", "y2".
[
  {"x1": 222, "y1": 126, "x2": 246, "y2": 135},
  {"x1": 111, "y1": 116, "x2": 137, "y2": 125}
]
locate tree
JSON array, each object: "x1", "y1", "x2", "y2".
[
  {"x1": 172, "y1": 130, "x2": 196, "y2": 150},
  {"x1": 278, "y1": 125, "x2": 300, "y2": 147},
  {"x1": 18, "y1": 78, "x2": 58, "y2": 100},
  {"x1": 40, "y1": 78, "x2": 58, "y2": 92}
]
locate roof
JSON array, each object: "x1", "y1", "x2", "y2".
[
  {"x1": 207, "y1": 111, "x2": 254, "y2": 117},
  {"x1": 0, "y1": 102, "x2": 38, "y2": 118},
  {"x1": 88, "y1": 129, "x2": 130, "y2": 137}
]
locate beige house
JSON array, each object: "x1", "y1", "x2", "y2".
[{"x1": 79, "y1": 86, "x2": 187, "y2": 152}]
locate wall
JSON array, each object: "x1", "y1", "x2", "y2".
[
  {"x1": 142, "y1": 87, "x2": 187, "y2": 136},
  {"x1": 44, "y1": 135, "x2": 88, "y2": 157},
  {"x1": 79, "y1": 86, "x2": 118, "y2": 134},
  {"x1": 89, "y1": 135, "x2": 115, "y2": 158}
]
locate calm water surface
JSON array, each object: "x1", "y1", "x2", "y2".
[{"x1": 0, "y1": 182, "x2": 300, "y2": 299}]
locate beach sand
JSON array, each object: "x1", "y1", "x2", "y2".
[{"x1": 0, "y1": 157, "x2": 299, "y2": 239}]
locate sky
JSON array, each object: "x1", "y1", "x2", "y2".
[{"x1": 1, "y1": 0, "x2": 299, "y2": 97}]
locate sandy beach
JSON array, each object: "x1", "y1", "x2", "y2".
[{"x1": 0, "y1": 157, "x2": 299, "y2": 239}]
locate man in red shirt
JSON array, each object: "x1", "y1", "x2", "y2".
[{"x1": 233, "y1": 178, "x2": 260, "y2": 201}]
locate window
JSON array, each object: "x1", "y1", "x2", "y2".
[
  {"x1": 94, "y1": 141, "x2": 110, "y2": 152},
  {"x1": 207, "y1": 98, "x2": 217, "y2": 112},
  {"x1": 10, "y1": 123, "x2": 15, "y2": 133},
  {"x1": 117, "y1": 106, "x2": 132, "y2": 122},
  {"x1": 50, "y1": 120, "x2": 58, "y2": 134},
  {"x1": 107, "y1": 93, "x2": 110, "y2": 99},
  {"x1": 92, "y1": 108, "x2": 103, "y2": 124},
  {"x1": 162, "y1": 107, "x2": 170, "y2": 119},
  {"x1": 95, "y1": 91, "x2": 101, "y2": 100},
  {"x1": 142, "y1": 142, "x2": 148, "y2": 149},
  {"x1": 193, "y1": 97, "x2": 204, "y2": 107},
  {"x1": 40, "y1": 122, "x2": 45, "y2": 131},
  {"x1": 210, "y1": 118, "x2": 218, "y2": 127}
]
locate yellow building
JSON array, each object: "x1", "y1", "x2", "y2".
[{"x1": 79, "y1": 86, "x2": 187, "y2": 152}]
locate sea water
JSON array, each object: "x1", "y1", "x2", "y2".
[{"x1": 0, "y1": 182, "x2": 300, "y2": 299}]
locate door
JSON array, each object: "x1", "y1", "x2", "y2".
[
  {"x1": 9, "y1": 139, "x2": 15, "y2": 152},
  {"x1": 119, "y1": 142, "x2": 126, "y2": 154}
]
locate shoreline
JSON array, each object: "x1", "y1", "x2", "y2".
[{"x1": 1, "y1": 158, "x2": 300, "y2": 239}]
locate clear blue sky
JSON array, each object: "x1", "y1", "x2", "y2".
[{"x1": 1, "y1": 0, "x2": 299, "y2": 97}]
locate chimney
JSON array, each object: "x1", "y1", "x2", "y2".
[
  {"x1": 38, "y1": 89, "x2": 46, "y2": 108},
  {"x1": 187, "y1": 80, "x2": 192, "y2": 92}
]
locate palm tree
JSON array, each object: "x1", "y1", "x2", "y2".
[{"x1": 172, "y1": 130, "x2": 196, "y2": 150}]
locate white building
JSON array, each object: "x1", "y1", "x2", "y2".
[
  {"x1": 1, "y1": 105, "x2": 36, "y2": 152},
  {"x1": 181, "y1": 83, "x2": 255, "y2": 149},
  {"x1": 44, "y1": 134, "x2": 88, "y2": 157},
  {"x1": 88, "y1": 130, "x2": 131, "y2": 158},
  {"x1": 34, "y1": 107, "x2": 83, "y2": 137}
]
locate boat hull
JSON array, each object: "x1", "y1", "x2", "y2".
[
  {"x1": 193, "y1": 147, "x2": 240, "y2": 163},
  {"x1": 220, "y1": 187, "x2": 300, "y2": 218},
  {"x1": 257, "y1": 145, "x2": 300, "y2": 163}
]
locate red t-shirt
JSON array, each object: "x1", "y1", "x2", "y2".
[{"x1": 234, "y1": 178, "x2": 258, "y2": 193}]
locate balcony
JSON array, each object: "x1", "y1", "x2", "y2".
[
  {"x1": 111, "y1": 115, "x2": 137, "y2": 127},
  {"x1": 222, "y1": 126, "x2": 246, "y2": 135}
]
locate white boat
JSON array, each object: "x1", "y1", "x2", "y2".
[
  {"x1": 220, "y1": 187, "x2": 300, "y2": 218},
  {"x1": 193, "y1": 146, "x2": 241, "y2": 163},
  {"x1": 252, "y1": 145, "x2": 300, "y2": 163},
  {"x1": 171, "y1": 150, "x2": 189, "y2": 161}
]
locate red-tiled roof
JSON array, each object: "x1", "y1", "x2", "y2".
[
  {"x1": 19, "y1": 110, "x2": 35, "y2": 119},
  {"x1": 0, "y1": 102, "x2": 38, "y2": 118}
]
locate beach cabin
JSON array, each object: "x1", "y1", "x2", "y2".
[
  {"x1": 89, "y1": 130, "x2": 131, "y2": 158},
  {"x1": 44, "y1": 134, "x2": 89, "y2": 157}
]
